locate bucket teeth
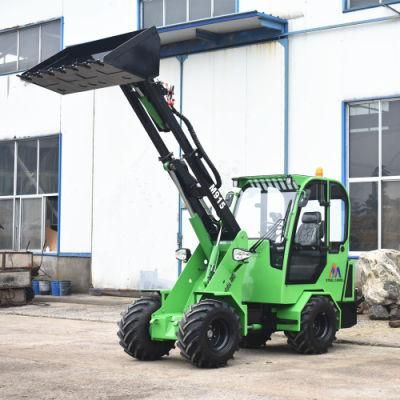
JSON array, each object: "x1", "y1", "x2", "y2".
[
  {"x1": 65, "y1": 65, "x2": 79, "y2": 71},
  {"x1": 18, "y1": 26, "x2": 160, "y2": 94},
  {"x1": 77, "y1": 62, "x2": 91, "y2": 69}
]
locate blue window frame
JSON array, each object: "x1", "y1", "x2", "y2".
[
  {"x1": 0, "y1": 18, "x2": 62, "y2": 76},
  {"x1": 0, "y1": 135, "x2": 60, "y2": 252},
  {"x1": 343, "y1": 0, "x2": 400, "y2": 13},
  {"x1": 345, "y1": 97, "x2": 400, "y2": 253},
  {"x1": 139, "y1": 0, "x2": 238, "y2": 29}
]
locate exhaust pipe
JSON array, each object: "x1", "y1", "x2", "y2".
[{"x1": 19, "y1": 27, "x2": 160, "y2": 95}]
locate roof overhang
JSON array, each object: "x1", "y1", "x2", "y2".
[{"x1": 158, "y1": 11, "x2": 287, "y2": 58}]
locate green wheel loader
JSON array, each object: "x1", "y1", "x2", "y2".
[{"x1": 20, "y1": 27, "x2": 357, "y2": 368}]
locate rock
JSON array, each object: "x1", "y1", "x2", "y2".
[
  {"x1": 389, "y1": 320, "x2": 400, "y2": 328},
  {"x1": 384, "y1": 281, "x2": 400, "y2": 301},
  {"x1": 369, "y1": 304, "x2": 390, "y2": 320},
  {"x1": 389, "y1": 304, "x2": 400, "y2": 320},
  {"x1": 358, "y1": 250, "x2": 400, "y2": 308}
]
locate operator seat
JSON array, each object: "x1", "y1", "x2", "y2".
[
  {"x1": 288, "y1": 211, "x2": 325, "y2": 283},
  {"x1": 295, "y1": 212, "x2": 323, "y2": 247}
]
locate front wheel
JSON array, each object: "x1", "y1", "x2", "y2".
[
  {"x1": 117, "y1": 296, "x2": 175, "y2": 361},
  {"x1": 285, "y1": 296, "x2": 337, "y2": 355},
  {"x1": 177, "y1": 299, "x2": 241, "y2": 368}
]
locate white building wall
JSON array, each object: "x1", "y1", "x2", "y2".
[
  {"x1": 287, "y1": 1, "x2": 400, "y2": 180},
  {"x1": 0, "y1": 0, "x2": 63, "y2": 28},
  {"x1": 62, "y1": 0, "x2": 136, "y2": 45},
  {"x1": 58, "y1": 0, "x2": 136, "y2": 253},
  {"x1": 90, "y1": 41, "x2": 285, "y2": 289},
  {"x1": 241, "y1": 0, "x2": 400, "y2": 180},
  {"x1": 180, "y1": 43, "x2": 285, "y2": 251},
  {"x1": 183, "y1": 43, "x2": 285, "y2": 186},
  {"x1": 2, "y1": 0, "x2": 400, "y2": 288},
  {"x1": 90, "y1": 58, "x2": 181, "y2": 289},
  {"x1": 59, "y1": 91, "x2": 94, "y2": 253},
  {"x1": 0, "y1": 0, "x2": 137, "y2": 255}
]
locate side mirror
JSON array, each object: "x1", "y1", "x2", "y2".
[
  {"x1": 175, "y1": 248, "x2": 191, "y2": 263},
  {"x1": 298, "y1": 189, "x2": 310, "y2": 208},
  {"x1": 225, "y1": 191, "x2": 235, "y2": 208}
]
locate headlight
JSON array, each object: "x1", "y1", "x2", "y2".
[
  {"x1": 175, "y1": 248, "x2": 191, "y2": 262},
  {"x1": 232, "y1": 248, "x2": 252, "y2": 262}
]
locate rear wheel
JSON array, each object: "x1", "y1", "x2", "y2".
[
  {"x1": 285, "y1": 296, "x2": 337, "y2": 354},
  {"x1": 117, "y1": 296, "x2": 175, "y2": 361},
  {"x1": 177, "y1": 299, "x2": 241, "y2": 368}
]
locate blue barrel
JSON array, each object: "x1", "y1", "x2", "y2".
[
  {"x1": 32, "y1": 280, "x2": 40, "y2": 295},
  {"x1": 59, "y1": 280, "x2": 72, "y2": 296},
  {"x1": 51, "y1": 280, "x2": 60, "y2": 296}
]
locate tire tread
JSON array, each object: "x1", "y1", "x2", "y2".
[
  {"x1": 177, "y1": 299, "x2": 241, "y2": 368},
  {"x1": 285, "y1": 296, "x2": 337, "y2": 355},
  {"x1": 117, "y1": 296, "x2": 174, "y2": 361}
]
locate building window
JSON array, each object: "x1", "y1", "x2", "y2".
[
  {"x1": 348, "y1": 100, "x2": 400, "y2": 252},
  {"x1": 141, "y1": 0, "x2": 237, "y2": 28},
  {"x1": 0, "y1": 19, "x2": 61, "y2": 75},
  {"x1": 0, "y1": 136, "x2": 59, "y2": 252},
  {"x1": 345, "y1": 0, "x2": 400, "y2": 11}
]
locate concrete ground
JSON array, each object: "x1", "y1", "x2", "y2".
[{"x1": 0, "y1": 296, "x2": 399, "y2": 400}]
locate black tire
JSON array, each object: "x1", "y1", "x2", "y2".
[
  {"x1": 117, "y1": 297, "x2": 175, "y2": 361},
  {"x1": 25, "y1": 287, "x2": 35, "y2": 303},
  {"x1": 285, "y1": 296, "x2": 337, "y2": 355},
  {"x1": 240, "y1": 330, "x2": 270, "y2": 349},
  {"x1": 177, "y1": 299, "x2": 241, "y2": 368}
]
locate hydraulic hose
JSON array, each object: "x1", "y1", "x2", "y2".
[{"x1": 171, "y1": 106, "x2": 222, "y2": 188}]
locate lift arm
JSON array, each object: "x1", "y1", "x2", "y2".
[
  {"x1": 19, "y1": 27, "x2": 240, "y2": 241},
  {"x1": 120, "y1": 79, "x2": 240, "y2": 240}
]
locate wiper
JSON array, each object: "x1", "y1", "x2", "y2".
[{"x1": 249, "y1": 199, "x2": 293, "y2": 253}]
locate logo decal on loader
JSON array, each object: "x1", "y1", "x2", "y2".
[
  {"x1": 209, "y1": 184, "x2": 226, "y2": 210},
  {"x1": 326, "y1": 263, "x2": 343, "y2": 282}
]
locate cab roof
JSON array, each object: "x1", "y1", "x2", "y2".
[{"x1": 232, "y1": 174, "x2": 333, "y2": 191}]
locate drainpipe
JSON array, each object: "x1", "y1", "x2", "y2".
[
  {"x1": 279, "y1": 37, "x2": 289, "y2": 174},
  {"x1": 176, "y1": 54, "x2": 188, "y2": 276}
]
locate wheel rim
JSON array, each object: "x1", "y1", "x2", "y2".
[
  {"x1": 313, "y1": 312, "x2": 329, "y2": 339},
  {"x1": 206, "y1": 318, "x2": 230, "y2": 351}
]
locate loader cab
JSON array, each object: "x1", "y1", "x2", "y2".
[{"x1": 233, "y1": 176, "x2": 350, "y2": 283}]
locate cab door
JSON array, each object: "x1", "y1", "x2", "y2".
[{"x1": 286, "y1": 180, "x2": 328, "y2": 284}]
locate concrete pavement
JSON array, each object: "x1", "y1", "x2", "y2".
[
  {"x1": 0, "y1": 297, "x2": 399, "y2": 400},
  {"x1": 5, "y1": 295, "x2": 400, "y2": 347}
]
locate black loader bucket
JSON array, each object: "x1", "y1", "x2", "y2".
[{"x1": 19, "y1": 27, "x2": 160, "y2": 95}]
